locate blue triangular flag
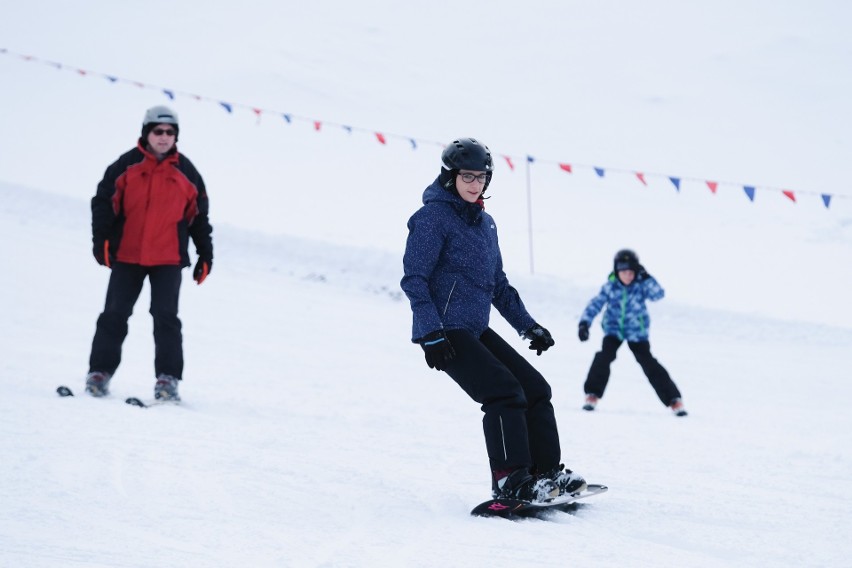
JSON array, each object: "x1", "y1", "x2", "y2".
[
  {"x1": 343, "y1": 126, "x2": 353, "y2": 134},
  {"x1": 162, "y1": 89, "x2": 175, "y2": 100},
  {"x1": 527, "y1": 156, "x2": 535, "y2": 163},
  {"x1": 409, "y1": 138, "x2": 417, "y2": 149},
  {"x1": 743, "y1": 186, "x2": 756, "y2": 202},
  {"x1": 821, "y1": 194, "x2": 832, "y2": 208},
  {"x1": 219, "y1": 102, "x2": 232, "y2": 113},
  {"x1": 105, "y1": 76, "x2": 118, "y2": 82},
  {"x1": 594, "y1": 167, "x2": 605, "y2": 178},
  {"x1": 669, "y1": 177, "x2": 681, "y2": 191},
  {"x1": 282, "y1": 114, "x2": 292, "y2": 123}
]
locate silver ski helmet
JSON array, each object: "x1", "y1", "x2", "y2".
[
  {"x1": 141, "y1": 105, "x2": 179, "y2": 141},
  {"x1": 439, "y1": 137, "x2": 494, "y2": 194}
]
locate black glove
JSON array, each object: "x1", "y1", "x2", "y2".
[
  {"x1": 524, "y1": 324, "x2": 555, "y2": 356},
  {"x1": 193, "y1": 258, "x2": 212, "y2": 285},
  {"x1": 93, "y1": 239, "x2": 113, "y2": 268},
  {"x1": 419, "y1": 330, "x2": 455, "y2": 371},
  {"x1": 578, "y1": 321, "x2": 590, "y2": 342},
  {"x1": 635, "y1": 263, "x2": 649, "y2": 282}
]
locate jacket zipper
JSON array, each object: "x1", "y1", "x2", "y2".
[{"x1": 442, "y1": 280, "x2": 457, "y2": 316}]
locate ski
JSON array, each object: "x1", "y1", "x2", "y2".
[
  {"x1": 56, "y1": 386, "x2": 178, "y2": 408},
  {"x1": 125, "y1": 397, "x2": 180, "y2": 408}
]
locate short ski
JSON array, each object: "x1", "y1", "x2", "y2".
[
  {"x1": 471, "y1": 483, "x2": 608, "y2": 520},
  {"x1": 125, "y1": 397, "x2": 180, "y2": 408},
  {"x1": 56, "y1": 385, "x2": 74, "y2": 397}
]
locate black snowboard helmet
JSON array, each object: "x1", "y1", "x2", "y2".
[
  {"x1": 141, "y1": 105, "x2": 180, "y2": 142},
  {"x1": 439, "y1": 137, "x2": 494, "y2": 195},
  {"x1": 613, "y1": 249, "x2": 639, "y2": 273}
]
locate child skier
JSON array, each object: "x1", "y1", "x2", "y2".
[{"x1": 578, "y1": 249, "x2": 687, "y2": 416}]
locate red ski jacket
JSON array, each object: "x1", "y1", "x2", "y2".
[{"x1": 92, "y1": 141, "x2": 213, "y2": 267}]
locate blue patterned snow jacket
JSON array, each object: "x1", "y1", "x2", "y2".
[
  {"x1": 401, "y1": 177, "x2": 536, "y2": 342},
  {"x1": 580, "y1": 273, "x2": 665, "y2": 342}
]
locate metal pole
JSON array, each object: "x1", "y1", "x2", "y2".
[{"x1": 525, "y1": 156, "x2": 534, "y2": 275}]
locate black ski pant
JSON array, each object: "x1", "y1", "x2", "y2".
[
  {"x1": 583, "y1": 334, "x2": 681, "y2": 406},
  {"x1": 89, "y1": 262, "x2": 184, "y2": 379},
  {"x1": 443, "y1": 328, "x2": 561, "y2": 479}
]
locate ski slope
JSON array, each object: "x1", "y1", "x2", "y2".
[{"x1": 2, "y1": 1, "x2": 851, "y2": 566}]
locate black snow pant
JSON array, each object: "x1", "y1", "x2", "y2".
[
  {"x1": 583, "y1": 334, "x2": 681, "y2": 406},
  {"x1": 442, "y1": 328, "x2": 562, "y2": 480},
  {"x1": 89, "y1": 262, "x2": 184, "y2": 379}
]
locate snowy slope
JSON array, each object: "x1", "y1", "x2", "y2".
[
  {"x1": 2, "y1": 181, "x2": 851, "y2": 567},
  {"x1": 2, "y1": 1, "x2": 852, "y2": 566}
]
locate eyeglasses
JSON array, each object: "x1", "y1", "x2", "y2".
[
  {"x1": 151, "y1": 127, "x2": 176, "y2": 136},
  {"x1": 458, "y1": 173, "x2": 489, "y2": 184}
]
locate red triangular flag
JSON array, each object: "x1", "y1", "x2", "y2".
[
  {"x1": 503, "y1": 156, "x2": 515, "y2": 171},
  {"x1": 375, "y1": 132, "x2": 387, "y2": 144},
  {"x1": 313, "y1": 121, "x2": 322, "y2": 131},
  {"x1": 635, "y1": 172, "x2": 647, "y2": 186},
  {"x1": 706, "y1": 181, "x2": 718, "y2": 194},
  {"x1": 782, "y1": 190, "x2": 796, "y2": 203},
  {"x1": 559, "y1": 163, "x2": 572, "y2": 173}
]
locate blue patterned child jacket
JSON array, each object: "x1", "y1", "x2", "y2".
[{"x1": 581, "y1": 273, "x2": 665, "y2": 342}]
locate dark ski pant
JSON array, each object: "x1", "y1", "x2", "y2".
[
  {"x1": 89, "y1": 262, "x2": 184, "y2": 379},
  {"x1": 583, "y1": 335, "x2": 681, "y2": 406},
  {"x1": 443, "y1": 328, "x2": 561, "y2": 480}
]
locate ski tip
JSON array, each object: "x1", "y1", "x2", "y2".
[
  {"x1": 125, "y1": 397, "x2": 147, "y2": 408},
  {"x1": 56, "y1": 385, "x2": 74, "y2": 397}
]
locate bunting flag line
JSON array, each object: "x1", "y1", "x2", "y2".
[{"x1": 2, "y1": 47, "x2": 848, "y2": 210}]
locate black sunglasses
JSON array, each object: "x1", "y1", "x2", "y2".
[{"x1": 151, "y1": 127, "x2": 176, "y2": 136}]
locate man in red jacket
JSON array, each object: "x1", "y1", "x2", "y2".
[{"x1": 86, "y1": 105, "x2": 213, "y2": 401}]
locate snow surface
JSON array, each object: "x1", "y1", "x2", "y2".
[{"x1": 2, "y1": 1, "x2": 852, "y2": 566}]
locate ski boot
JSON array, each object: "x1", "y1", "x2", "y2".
[
  {"x1": 541, "y1": 464, "x2": 587, "y2": 496},
  {"x1": 493, "y1": 468, "x2": 559, "y2": 503},
  {"x1": 154, "y1": 374, "x2": 181, "y2": 402},
  {"x1": 670, "y1": 398, "x2": 688, "y2": 417},
  {"x1": 582, "y1": 394, "x2": 599, "y2": 411},
  {"x1": 85, "y1": 371, "x2": 112, "y2": 397}
]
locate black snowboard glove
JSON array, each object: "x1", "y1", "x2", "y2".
[
  {"x1": 193, "y1": 258, "x2": 212, "y2": 285},
  {"x1": 524, "y1": 324, "x2": 555, "y2": 355},
  {"x1": 419, "y1": 330, "x2": 455, "y2": 371},
  {"x1": 93, "y1": 239, "x2": 113, "y2": 268},
  {"x1": 578, "y1": 321, "x2": 590, "y2": 342},
  {"x1": 635, "y1": 263, "x2": 650, "y2": 282}
]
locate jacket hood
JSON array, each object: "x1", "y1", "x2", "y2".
[{"x1": 422, "y1": 176, "x2": 484, "y2": 224}]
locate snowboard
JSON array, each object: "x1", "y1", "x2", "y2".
[{"x1": 471, "y1": 483, "x2": 608, "y2": 520}]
